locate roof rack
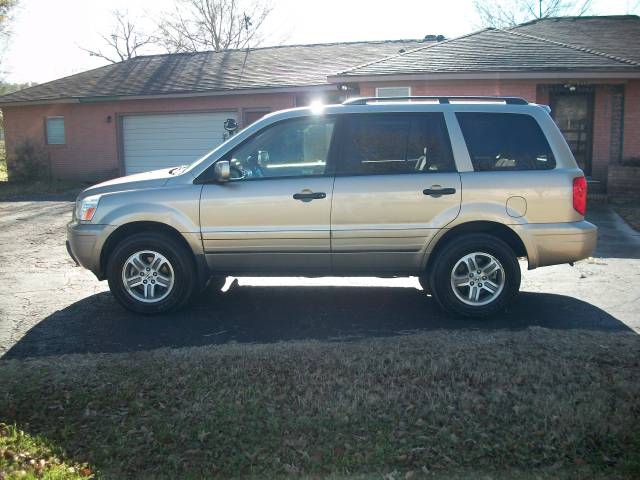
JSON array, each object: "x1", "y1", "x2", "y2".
[{"x1": 342, "y1": 96, "x2": 529, "y2": 105}]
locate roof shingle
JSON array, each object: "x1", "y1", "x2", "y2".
[
  {"x1": 0, "y1": 40, "x2": 425, "y2": 104},
  {"x1": 3, "y1": 15, "x2": 639, "y2": 104},
  {"x1": 511, "y1": 15, "x2": 640, "y2": 64},
  {"x1": 335, "y1": 20, "x2": 640, "y2": 78}
]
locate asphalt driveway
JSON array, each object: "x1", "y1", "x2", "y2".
[{"x1": 1, "y1": 197, "x2": 638, "y2": 359}]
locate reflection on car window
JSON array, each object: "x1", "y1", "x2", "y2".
[
  {"x1": 228, "y1": 117, "x2": 335, "y2": 180},
  {"x1": 456, "y1": 113, "x2": 556, "y2": 171},
  {"x1": 339, "y1": 113, "x2": 455, "y2": 175}
]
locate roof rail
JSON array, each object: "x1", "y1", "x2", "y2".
[{"x1": 342, "y1": 96, "x2": 529, "y2": 105}]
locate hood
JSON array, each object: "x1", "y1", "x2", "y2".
[{"x1": 79, "y1": 168, "x2": 178, "y2": 198}]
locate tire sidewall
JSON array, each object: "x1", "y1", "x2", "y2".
[
  {"x1": 430, "y1": 234, "x2": 521, "y2": 318},
  {"x1": 107, "y1": 233, "x2": 195, "y2": 314}
]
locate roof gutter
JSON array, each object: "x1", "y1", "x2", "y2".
[
  {"x1": 328, "y1": 70, "x2": 640, "y2": 83},
  {"x1": 0, "y1": 83, "x2": 337, "y2": 108}
]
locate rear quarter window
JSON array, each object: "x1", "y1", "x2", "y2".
[{"x1": 456, "y1": 112, "x2": 556, "y2": 171}]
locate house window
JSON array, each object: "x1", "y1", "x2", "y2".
[
  {"x1": 46, "y1": 117, "x2": 65, "y2": 145},
  {"x1": 375, "y1": 86, "x2": 411, "y2": 98}
]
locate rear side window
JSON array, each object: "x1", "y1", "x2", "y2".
[
  {"x1": 457, "y1": 113, "x2": 555, "y2": 171},
  {"x1": 338, "y1": 113, "x2": 455, "y2": 175}
]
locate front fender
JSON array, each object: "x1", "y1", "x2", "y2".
[{"x1": 92, "y1": 185, "x2": 202, "y2": 234}]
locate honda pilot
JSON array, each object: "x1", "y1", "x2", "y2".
[{"x1": 67, "y1": 96, "x2": 597, "y2": 317}]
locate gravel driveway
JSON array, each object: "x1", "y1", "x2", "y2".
[{"x1": 1, "y1": 197, "x2": 638, "y2": 358}]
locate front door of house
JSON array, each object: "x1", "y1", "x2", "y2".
[{"x1": 550, "y1": 92, "x2": 594, "y2": 175}]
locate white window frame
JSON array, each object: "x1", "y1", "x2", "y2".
[
  {"x1": 375, "y1": 86, "x2": 411, "y2": 98},
  {"x1": 45, "y1": 116, "x2": 65, "y2": 145}
]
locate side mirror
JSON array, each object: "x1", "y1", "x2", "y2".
[{"x1": 213, "y1": 160, "x2": 230, "y2": 182}]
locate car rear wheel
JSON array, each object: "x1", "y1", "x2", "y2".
[
  {"x1": 107, "y1": 232, "x2": 197, "y2": 314},
  {"x1": 429, "y1": 233, "x2": 520, "y2": 318}
]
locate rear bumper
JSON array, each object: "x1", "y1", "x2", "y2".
[
  {"x1": 67, "y1": 222, "x2": 114, "y2": 279},
  {"x1": 515, "y1": 220, "x2": 598, "y2": 269}
]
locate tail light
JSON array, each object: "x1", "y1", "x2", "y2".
[{"x1": 573, "y1": 176, "x2": 587, "y2": 216}]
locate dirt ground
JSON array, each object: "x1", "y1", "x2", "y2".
[{"x1": 0, "y1": 197, "x2": 639, "y2": 359}]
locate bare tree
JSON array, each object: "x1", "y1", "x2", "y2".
[
  {"x1": 0, "y1": 0, "x2": 16, "y2": 41},
  {"x1": 81, "y1": 10, "x2": 155, "y2": 63},
  {"x1": 0, "y1": 0, "x2": 17, "y2": 76},
  {"x1": 475, "y1": 0, "x2": 592, "y2": 28},
  {"x1": 156, "y1": 0, "x2": 273, "y2": 53}
]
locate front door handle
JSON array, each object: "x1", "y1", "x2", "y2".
[
  {"x1": 293, "y1": 191, "x2": 326, "y2": 202},
  {"x1": 423, "y1": 187, "x2": 457, "y2": 196}
]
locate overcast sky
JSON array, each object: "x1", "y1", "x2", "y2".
[{"x1": 3, "y1": 0, "x2": 639, "y2": 84}]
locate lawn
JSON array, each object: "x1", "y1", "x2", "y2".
[{"x1": 1, "y1": 328, "x2": 639, "y2": 479}]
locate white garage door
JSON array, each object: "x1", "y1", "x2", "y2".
[{"x1": 122, "y1": 112, "x2": 237, "y2": 174}]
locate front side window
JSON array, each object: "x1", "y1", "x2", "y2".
[
  {"x1": 457, "y1": 113, "x2": 556, "y2": 171},
  {"x1": 46, "y1": 116, "x2": 65, "y2": 145},
  {"x1": 227, "y1": 117, "x2": 335, "y2": 180},
  {"x1": 338, "y1": 113, "x2": 455, "y2": 175}
]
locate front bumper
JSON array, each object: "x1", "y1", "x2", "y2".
[
  {"x1": 515, "y1": 220, "x2": 598, "y2": 269},
  {"x1": 66, "y1": 221, "x2": 114, "y2": 279}
]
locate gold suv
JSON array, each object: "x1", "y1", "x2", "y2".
[{"x1": 67, "y1": 96, "x2": 597, "y2": 317}]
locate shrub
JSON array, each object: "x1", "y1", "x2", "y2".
[{"x1": 8, "y1": 139, "x2": 51, "y2": 183}]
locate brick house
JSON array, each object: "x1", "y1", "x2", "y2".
[{"x1": 1, "y1": 15, "x2": 639, "y2": 195}]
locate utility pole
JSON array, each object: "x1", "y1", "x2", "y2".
[{"x1": 539, "y1": 0, "x2": 543, "y2": 18}]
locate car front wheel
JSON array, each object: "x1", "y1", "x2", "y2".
[
  {"x1": 107, "y1": 232, "x2": 197, "y2": 314},
  {"x1": 429, "y1": 233, "x2": 521, "y2": 318}
]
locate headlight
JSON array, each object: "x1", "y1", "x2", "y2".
[{"x1": 76, "y1": 195, "x2": 101, "y2": 222}]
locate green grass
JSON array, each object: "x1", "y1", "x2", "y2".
[
  {"x1": 1, "y1": 328, "x2": 639, "y2": 479},
  {"x1": 0, "y1": 424, "x2": 92, "y2": 479}
]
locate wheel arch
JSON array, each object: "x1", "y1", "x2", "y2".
[
  {"x1": 425, "y1": 221, "x2": 529, "y2": 274},
  {"x1": 99, "y1": 221, "x2": 207, "y2": 284}
]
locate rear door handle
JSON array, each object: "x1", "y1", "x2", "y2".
[
  {"x1": 423, "y1": 187, "x2": 456, "y2": 196},
  {"x1": 293, "y1": 191, "x2": 326, "y2": 202}
]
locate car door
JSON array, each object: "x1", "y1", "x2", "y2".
[
  {"x1": 199, "y1": 116, "x2": 337, "y2": 274},
  {"x1": 331, "y1": 112, "x2": 461, "y2": 274}
]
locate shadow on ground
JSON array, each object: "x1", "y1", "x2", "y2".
[{"x1": 4, "y1": 282, "x2": 633, "y2": 359}]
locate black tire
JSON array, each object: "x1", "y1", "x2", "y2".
[
  {"x1": 428, "y1": 233, "x2": 520, "y2": 318},
  {"x1": 106, "y1": 232, "x2": 197, "y2": 314}
]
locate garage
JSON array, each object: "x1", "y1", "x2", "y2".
[{"x1": 122, "y1": 112, "x2": 237, "y2": 174}]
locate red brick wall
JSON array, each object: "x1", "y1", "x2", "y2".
[
  {"x1": 3, "y1": 93, "x2": 297, "y2": 181},
  {"x1": 623, "y1": 80, "x2": 640, "y2": 160},
  {"x1": 608, "y1": 165, "x2": 640, "y2": 201},
  {"x1": 591, "y1": 85, "x2": 614, "y2": 183},
  {"x1": 5, "y1": 77, "x2": 640, "y2": 185}
]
